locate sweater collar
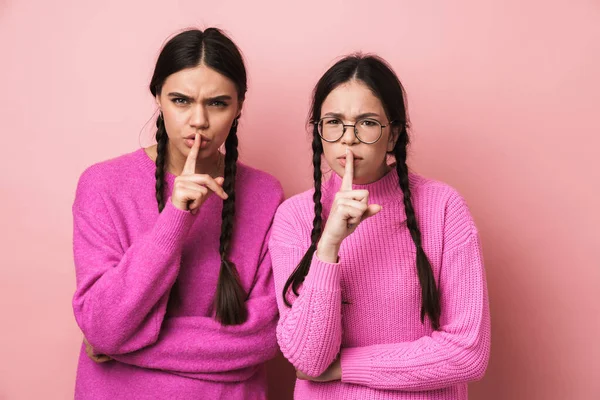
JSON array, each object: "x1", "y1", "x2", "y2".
[{"x1": 322, "y1": 165, "x2": 406, "y2": 205}]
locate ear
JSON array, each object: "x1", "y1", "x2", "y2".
[
  {"x1": 387, "y1": 124, "x2": 400, "y2": 152},
  {"x1": 155, "y1": 94, "x2": 162, "y2": 111},
  {"x1": 236, "y1": 100, "x2": 244, "y2": 119}
]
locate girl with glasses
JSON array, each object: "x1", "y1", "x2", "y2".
[
  {"x1": 72, "y1": 28, "x2": 283, "y2": 399},
  {"x1": 269, "y1": 54, "x2": 490, "y2": 399}
]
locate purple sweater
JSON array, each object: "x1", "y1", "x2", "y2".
[
  {"x1": 72, "y1": 148, "x2": 283, "y2": 400},
  {"x1": 269, "y1": 169, "x2": 491, "y2": 399}
]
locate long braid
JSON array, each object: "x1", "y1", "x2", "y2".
[
  {"x1": 154, "y1": 112, "x2": 182, "y2": 309},
  {"x1": 215, "y1": 120, "x2": 247, "y2": 325},
  {"x1": 394, "y1": 126, "x2": 441, "y2": 330},
  {"x1": 283, "y1": 126, "x2": 324, "y2": 306},
  {"x1": 155, "y1": 113, "x2": 168, "y2": 212}
]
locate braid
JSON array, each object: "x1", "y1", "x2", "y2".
[
  {"x1": 154, "y1": 112, "x2": 182, "y2": 309},
  {"x1": 155, "y1": 113, "x2": 168, "y2": 212},
  {"x1": 283, "y1": 125, "x2": 324, "y2": 306},
  {"x1": 394, "y1": 126, "x2": 441, "y2": 330},
  {"x1": 215, "y1": 121, "x2": 248, "y2": 325}
]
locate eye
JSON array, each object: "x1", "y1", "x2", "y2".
[
  {"x1": 360, "y1": 119, "x2": 379, "y2": 127},
  {"x1": 325, "y1": 118, "x2": 341, "y2": 125},
  {"x1": 172, "y1": 98, "x2": 189, "y2": 105},
  {"x1": 209, "y1": 100, "x2": 228, "y2": 107}
]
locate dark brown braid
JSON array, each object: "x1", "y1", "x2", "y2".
[
  {"x1": 215, "y1": 120, "x2": 248, "y2": 325},
  {"x1": 154, "y1": 113, "x2": 183, "y2": 309},
  {"x1": 394, "y1": 126, "x2": 441, "y2": 330},
  {"x1": 283, "y1": 125, "x2": 324, "y2": 306},
  {"x1": 155, "y1": 112, "x2": 168, "y2": 212}
]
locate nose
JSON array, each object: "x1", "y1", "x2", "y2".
[
  {"x1": 189, "y1": 104, "x2": 209, "y2": 129},
  {"x1": 340, "y1": 123, "x2": 359, "y2": 146}
]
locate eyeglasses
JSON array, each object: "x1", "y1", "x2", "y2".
[{"x1": 316, "y1": 117, "x2": 393, "y2": 144}]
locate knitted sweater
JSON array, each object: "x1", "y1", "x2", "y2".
[
  {"x1": 269, "y1": 168, "x2": 490, "y2": 400},
  {"x1": 72, "y1": 148, "x2": 283, "y2": 400}
]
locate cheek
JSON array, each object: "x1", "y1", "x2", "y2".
[
  {"x1": 321, "y1": 143, "x2": 339, "y2": 166},
  {"x1": 163, "y1": 109, "x2": 187, "y2": 137},
  {"x1": 210, "y1": 114, "x2": 235, "y2": 146},
  {"x1": 364, "y1": 144, "x2": 389, "y2": 167}
]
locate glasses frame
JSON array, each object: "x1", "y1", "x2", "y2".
[{"x1": 315, "y1": 117, "x2": 393, "y2": 144}]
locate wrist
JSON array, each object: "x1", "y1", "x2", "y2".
[
  {"x1": 170, "y1": 197, "x2": 188, "y2": 212},
  {"x1": 316, "y1": 236, "x2": 340, "y2": 263}
]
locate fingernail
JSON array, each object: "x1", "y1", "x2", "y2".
[{"x1": 345, "y1": 148, "x2": 349, "y2": 155}]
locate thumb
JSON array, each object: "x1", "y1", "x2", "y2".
[
  {"x1": 361, "y1": 204, "x2": 382, "y2": 221},
  {"x1": 215, "y1": 176, "x2": 225, "y2": 186}
]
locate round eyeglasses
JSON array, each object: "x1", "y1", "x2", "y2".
[{"x1": 316, "y1": 117, "x2": 392, "y2": 144}]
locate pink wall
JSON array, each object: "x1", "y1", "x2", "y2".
[{"x1": 1, "y1": 1, "x2": 599, "y2": 399}]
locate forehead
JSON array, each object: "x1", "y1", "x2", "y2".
[
  {"x1": 161, "y1": 64, "x2": 238, "y2": 98},
  {"x1": 321, "y1": 80, "x2": 384, "y2": 116}
]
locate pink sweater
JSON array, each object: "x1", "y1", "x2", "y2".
[
  {"x1": 269, "y1": 169, "x2": 490, "y2": 399},
  {"x1": 72, "y1": 148, "x2": 283, "y2": 400}
]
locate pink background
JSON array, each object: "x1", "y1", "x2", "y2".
[{"x1": 1, "y1": 1, "x2": 599, "y2": 399}]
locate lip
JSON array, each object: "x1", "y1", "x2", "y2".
[
  {"x1": 337, "y1": 155, "x2": 362, "y2": 167},
  {"x1": 184, "y1": 134, "x2": 210, "y2": 149}
]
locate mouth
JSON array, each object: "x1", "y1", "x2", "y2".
[
  {"x1": 184, "y1": 134, "x2": 210, "y2": 149},
  {"x1": 337, "y1": 155, "x2": 363, "y2": 167}
]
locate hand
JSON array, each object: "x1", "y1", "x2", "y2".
[
  {"x1": 317, "y1": 148, "x2": 381, "y2": 262},
  {"x1": 83, "y1": 338, "x2": 112, "y2": 363},
  {"x1": 171, "y1": 133, "x2": 228, "y2": 214},
  {"x1": 296, "y1": 358, "x2": 342, "y2": 382}
]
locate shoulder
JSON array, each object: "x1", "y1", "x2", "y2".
[
  {"x1": 410, "y1": 173, "x2": 470, "y2": 211},
  {"x1": 270, "y1": 188, "x2": 316, "y2": 248},
  {"x1": 77, "y1": 149, "x2": 146, "y2": 191},
  {"x1": 276, "y1": 187, "x2": 315, "y2": 222},
  {"x1": 409, "y1": 173, "x2": 478, "y2": 247},
  {"x1": 74, "y1": 149, "x2": 147, "y2": 213},
  {"x1": 237, "y1": 163, "x2": 283, "y2": 196},
  {"x1": 236, "y1": 162, "x2": 284, "y2": 212}
]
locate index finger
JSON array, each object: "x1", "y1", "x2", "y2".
[
  {"x1": 183, "y1": 133, "x2": 200, "y2": 175},
  {"x1": 202, "y1": 176, "x2": 228, "y2": 200},
  {"x1": 341, "y1": 148, "x2": 354, "y2": 191}
]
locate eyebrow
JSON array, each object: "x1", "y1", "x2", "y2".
[
  {"x1": 206, "y1": 95, "x2": 233, "y2": 102},
  {"x1": 167, "y1": 92, "x2": 193, "y2": 100},
  {"x1": 323, "y1": 112, "x2": 381, "y2": 119},
  {"x1": 167, "y1": 92, "x2": 233, "y2": 102}
]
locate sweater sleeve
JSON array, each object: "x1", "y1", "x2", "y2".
[
  {"x1": 268, "y1": 203, "x2": 343, "y2": 377},
  {"x1": 72, "y1": 175, "x2": 194, "y2": 354},
  {"x1": 340, "y1": 228, "x2": 491, "y2": 390},
  {"x1": 110, "y1": 234, "x2": 279, "y2": 378}
]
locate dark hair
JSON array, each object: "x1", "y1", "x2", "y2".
[
  {"x1": 150, "y1": 28, "x2": 248, "y2": 325},
  {"x1": 282, "y1": 54, "x2": 441, "y2": 330}
]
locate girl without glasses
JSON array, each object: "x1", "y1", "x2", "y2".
[{"x1": 72, "y1": 28, "x2": 283, "y2": 400}]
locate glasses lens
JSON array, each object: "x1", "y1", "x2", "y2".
[
  {"x1": 355, "y1": 119, "x2": 382, "y2": 143},
  {"x1": 319, "y1": 117, "x2": 344, "y2": 141}
]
